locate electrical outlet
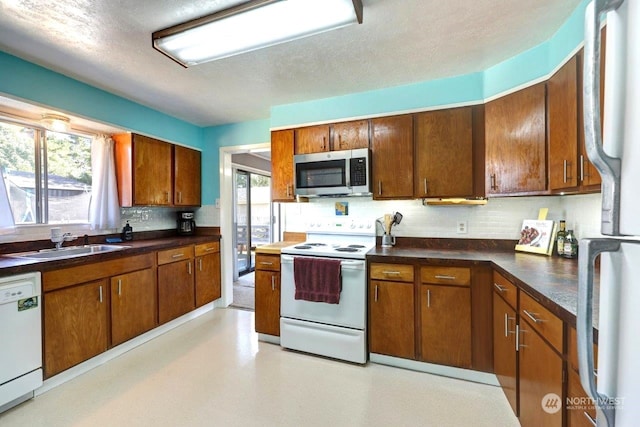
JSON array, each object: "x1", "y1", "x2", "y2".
[
  {"x1": 457, "y1": 220, "x2": 468, "y2": 234},
  {"x1": 215, "y1": 198, "x2": 220, "y2": 208}
]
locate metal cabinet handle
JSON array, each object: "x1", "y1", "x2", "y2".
[
  {"x1": 165, "y1": 191, "x2": 170, "y2": 203},
  {"x1": 584, "y1": 411, "x2": 597, "y2": 427},
  {"x1": 490, "y1": 174, "x2": 497, "y2": 190},
  {"x1": 374, "y1": 284, "x2": 379, "y2": 302},
  {"x1": 578, "y1": 238, "x2": 623, "y2": 427},
  {"x1": 204, "y1": 247, "x2": 216, "y2": 252},
  {"x1": 563, "y1": 159, "x2": 568, "y2": 183},
  {"x1": 580, "y1": 154, "x2": 586, "y2": 181},
  {"x1": 584, "y1": 0, "x2": 623, "y2": 236},
  {"x1": 199, "y1": 258, "x2": 203, "y2": 271},
  {"x1": 522, "y1": 309, "x2": 542, "y2": 324},
  {"x1": 423, "y1": 178, "x2": 428, "y2": 195},
  {"x1": 323, "y1": 136, "x2": 327, "y2": 151},
  {"x1": 427, "y1": 289, "x2": 431, "y2": 308},
  {"x1": 516, "y1": 324, "x2": 526, "y2": 351},
  {"x1": 118, "y1": 279, "x2": 122, "y2": 296},
  {"x1": 178, "y1": 191, "x2": 182, "y2": 203},
  {"x1": 434, "y1": 275, "x2": 455, "y2": 280},
  {"x1": 382, "y1": 271, "x2": 401, "y2": 276},
  {"x1": 260, "y1": 261, "x2": 273, "y2": 266},
  {"x1": 172, "y1": 253, "x2": 185, "y2": 258},
  {"x1": 504, "y1": 313, "x2": 509, "y2": 337},
  {"x1": 494, "y1": 283, "x2": 507, "y2": 292},
  {"x1": 188, "y1": 261, "x2": 192, "y2": 275},
  {"x1": 99, "y1": 285, "x2": 103, "y2": 303},
  {"x1": 338, "y1": 134, "x2": 342, "y2": 149},
  {"x1": 271, "y1": 275, "x2": 275, "y2": 291},
  {"x1": 378, "y1": 181, "x2": 382, "y2": 196}
]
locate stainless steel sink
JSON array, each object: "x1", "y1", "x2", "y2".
[{"x1": 6, "y1": 244, "x2": 131, "y2": 261}]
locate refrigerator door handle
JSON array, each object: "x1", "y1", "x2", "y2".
[
  {"x1": 578, "y1": 238, "x2": 621, "y2": 427},
  {"x1": 583, "y1": 0, "x2": 624, "y2": 236}
]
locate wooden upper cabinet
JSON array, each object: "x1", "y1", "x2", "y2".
[
  {"x1": 333, "y1": 120, "x2": 370, "y2": 150},
  {"x1": 294, "y1": 124, "x2": 330, "y2": 154},
  {"x1": 174, "y1": 145, "x2": 201, "y2": 206},
  {"x1": 271, "y1": 129, "x2": 295, "y2": 202},
  {"x1": 114, "y1": 133, "x2": 173, "y2": 206},
  {"x1": 548, "y1": 56, "x2": 579, "y2": 191},
  {"x1": 485, "y1": 83, "x2": 547, "y2": 196},
  {"x1": 414, "y1": 107, "x2": 474, "y2": 198},
  {"x1": 371, "y1": 115, "x2": 414, "y2": 199}
]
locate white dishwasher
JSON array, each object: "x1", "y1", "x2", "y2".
[{"x1": 0, "y1": 272, "x2": 43, "y2": 413}]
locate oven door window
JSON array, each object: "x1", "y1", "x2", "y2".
[{"x1": 296, "y1": 159, "x2": 346, "y2": 189}]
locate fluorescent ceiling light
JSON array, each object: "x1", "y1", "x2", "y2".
[
  {"x1": 153, "y1": 0, "x2": 363, "y2": 67},
  {"x1": 40, "y1": 114, "x2": 71, "y2": 133}
]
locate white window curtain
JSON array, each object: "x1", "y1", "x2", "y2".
[
  {"x1": 0, "y1": 168, "x2": 15, "y2": 234},
  {"x1": 89, "y1": 135, "x2": 121, "y2": 230}
]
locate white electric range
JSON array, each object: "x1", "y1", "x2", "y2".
[{"x1": 279, "y1": 218, "x2": 375, "y2": 364}]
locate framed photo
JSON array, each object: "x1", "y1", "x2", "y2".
[{"x1": 515, "y1": 219, "x2": 557, "y2": 256}]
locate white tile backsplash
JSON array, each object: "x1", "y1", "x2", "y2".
[{"x1": 282, "y1": 193, "x2": 603, "y2": 240}]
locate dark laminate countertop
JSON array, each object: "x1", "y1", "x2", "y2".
[
  {"x1": 367, "y1": 246, "x2": 598, "y2": 330},
  {"x1": 0, "y1": 234, "x2": 221, "y2": 278}
]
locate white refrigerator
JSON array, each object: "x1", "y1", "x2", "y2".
[{"x1": 579, "y1": 0, "x2": 640, "y2": 426}]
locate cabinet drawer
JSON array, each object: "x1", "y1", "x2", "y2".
[
  {"x1": 520, "y1": 291, "x2": 563, "y2": 353},
  {"x1": 493, "y1": 271, "x2": 518, "y2": 309},
  {"x1": 195, "y1": 241, "x2": 220, "y2": 256},
  {"x1": 256, "y1": 254, "x2": 280, "y2": 272},
  {"x1": 370, "y1": 263, "x2": 414, "y2": 282},
  {"x1": 157, "y1": 246, "x2": 194, "y2": 265},
  {"x1": 421, "y1": 266, "x2": 470, "y2": 286}
]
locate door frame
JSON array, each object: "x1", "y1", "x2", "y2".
[{"x1": 219, "y1": 143, "x2": 270, "y2": 307}]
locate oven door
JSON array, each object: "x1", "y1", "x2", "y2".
[{"x1": 280, "y1": 254, "x2": 366, "y2": 329}]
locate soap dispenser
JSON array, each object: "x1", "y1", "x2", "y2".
[{"x1": 122, "y1": 221, "x2": 133, "y2": 241}]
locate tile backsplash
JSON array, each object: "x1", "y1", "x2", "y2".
[{"x1": 282, "y1": 193, "x2": 603, "y2": 241}]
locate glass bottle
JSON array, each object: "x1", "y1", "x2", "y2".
[
  {"x1": 563, "y1": 229, "x2": 578, "y2": 259},
  {"x1": 556, "y1": 220, "x2": 566, "y2": 256}
]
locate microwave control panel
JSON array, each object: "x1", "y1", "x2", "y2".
[{"x1": 350, "y1": 157, "x2": 367, "y2": 186}]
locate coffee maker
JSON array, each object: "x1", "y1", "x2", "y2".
[{"x1": 177, "y1": 211, "x2": 196, "y2": 235}]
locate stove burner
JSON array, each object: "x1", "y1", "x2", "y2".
[
  {"x1": 306, "y1": 243, "x2": 327, "y2": 247},
  {"x1": 335, "y1": 247, "x2": 360, "y2": 253},
  {"x1": 294, "y1": 245, "x2": 312, "y2": 249},
  {"x1": 348, "y1": 244, "x2": 366, "y2": 248}
]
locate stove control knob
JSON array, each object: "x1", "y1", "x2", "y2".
[{"x1": 350, "y1": 222, "x2": 356, "y2": 229}]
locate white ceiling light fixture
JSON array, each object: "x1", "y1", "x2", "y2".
[
  {"x1": 40, "y1": 114, "x2": 71, "y2": 133},
  {"x1": 153, "y1": 0, "x2": 363, "y2": 67}
]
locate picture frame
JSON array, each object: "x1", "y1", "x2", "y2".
[{"x1": 515, "y1": 219, "x2": 557, "y2": 256}]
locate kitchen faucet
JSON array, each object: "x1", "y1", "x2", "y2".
[{"x1": 51, "y1": 230, "x2": 77, "y2": 250}]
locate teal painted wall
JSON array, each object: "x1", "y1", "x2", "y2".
[
  {"x1": 0, "y1": 51, "x2": 202, "y2": 148},
  {"x1": 201, "y1": 119, "x2": 271, "y2": 205}
]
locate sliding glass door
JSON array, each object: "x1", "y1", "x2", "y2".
[{"x1": 234, "y1": 169, "x2": 272, "y2": 276}]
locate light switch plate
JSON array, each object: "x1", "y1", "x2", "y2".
[{"x1": 457, "y1": 220, "x2": 468, "y2": 234}]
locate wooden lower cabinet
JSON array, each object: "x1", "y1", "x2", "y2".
[
  {"x1": 158, "y1": 259, "x2": 195, "y2": 324},
  {"x1": 195, "y1": 242, "x2": 221, "y2": 308},
  {"x1": 567, "y1": 368, "x2": 597, "y2": 427},
  {"x1": 518, "y1": 320, "x2": 563, "y2": 427},
  {"x1": 44, "y1": 279, "x2": 109, "y2": 378},
  {"x1": 111, "y1": 268, "x2": 157, "y2": 347},
  {"x1": 493, "y1": 292, "x2": 518, "y2": 415},
  {"x1": 369, "y1": 280, "x2": 415, "y2": 359},
  {"x1": 419, "y1": 284, "x2": 471, "y2": 368},
  {"x1": 255, "y1": 270, "x2": 281, "y2": 336}
]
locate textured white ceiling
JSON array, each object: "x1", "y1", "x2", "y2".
[{"x1": 0, "y1": 0, "x2": 582, "y2": 127}]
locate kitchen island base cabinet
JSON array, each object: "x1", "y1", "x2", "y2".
[
  {"x1": 44, "y1": 280, "x2": 109, "y2": 378},
  {"x1": 111, "y1": 268, "x2": 157, "y2": 347},
  {"x1": 368, "y1": 280, "x2": 415, "y2": 360}
]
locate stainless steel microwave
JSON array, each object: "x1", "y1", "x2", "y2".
[{"x1": 294, "y1": 148, "x2": 371, "y2": 197}]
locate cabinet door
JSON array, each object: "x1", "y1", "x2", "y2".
[
  {"x1": 548, "y1": 56, "x2": 579, "y2": 191},
  {"x1": 255, "y1": 270, "x2": 281, "y2": 336},
  {"x1": 414, "y1": 108, "x2": 474, "y2": 198},
  {"x1": 485, "y1": 83, "x2": 547, "y2": 195},
  {"x1": 493, "y1": 292, "x2": 518, "y2": 416},
  {"x1": 567, "y1": 369, "x2": 597, "y2": 427},
  {"x1": 419, "y1": 284, "x2": 471, "y2": 368},
  {"x1": 195, "y1": 252, "x2": 221, "y2": 307},
  {"x1": 174, "y1": 145, "x2": 201, "y2": 206},
  {"x1": 295, "y1": 125, "x2": 330, "y2": 154},
  {"x1": 371, "y1": 115, "x2": 414, "y2": 199},
  {"x1": 271, "y1": 129, "x2": 295, "y2": 202},
  {"x1": 133, "y1": 134, "x2": 173, "y2": 205},
  {"x1": 369, "y1": 280, "x2": 415, "y2": 359},
  {"x1": 333, "y1": 120, "x2": 369, "y2": 150},
  {"x1": 158, "y1": 259, "x2": 195, "y2": 324},
  {"x1": 111, "y1": 268, "x2": 157, "y2": 347},
  {"x1": 44, "y1": 280, "x2": 109, "y2": 378},
  {"x1": 518, "y1": 322, "x2": 563, "y2": 427}
]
